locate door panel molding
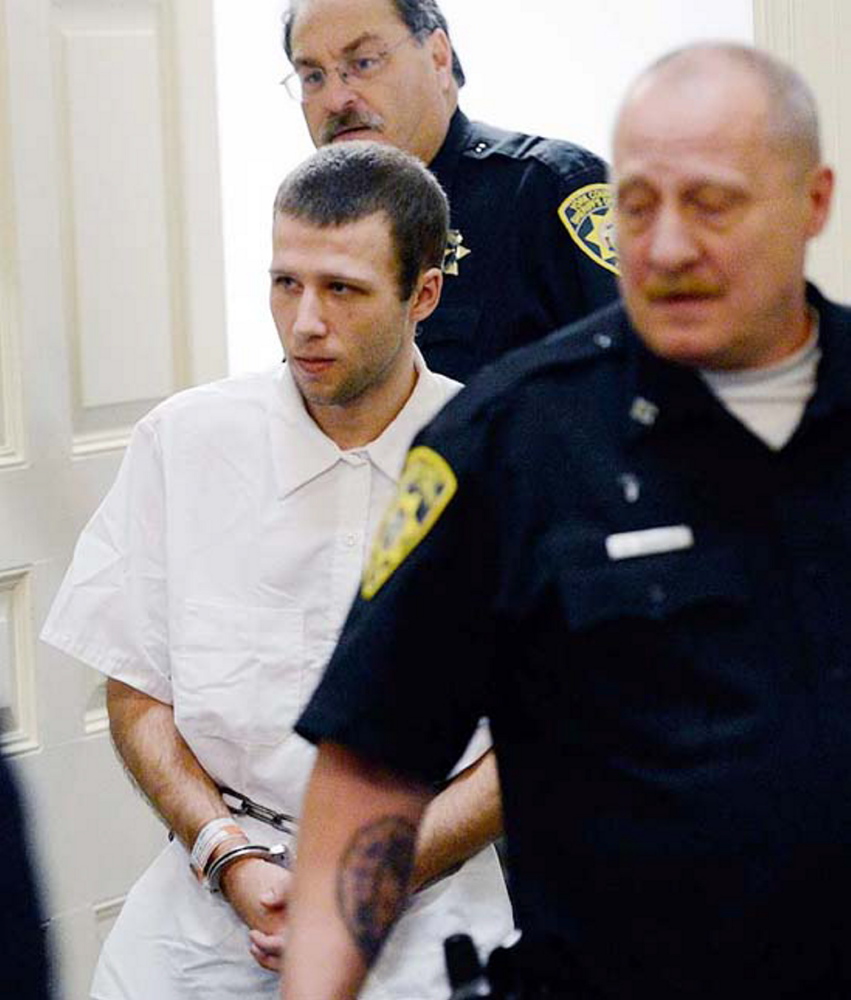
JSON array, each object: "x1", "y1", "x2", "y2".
[{"x1": 754, "y1": 0, "x2": 849, "y2": 300}]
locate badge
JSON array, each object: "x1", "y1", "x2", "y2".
[
  {"x1": 442, "y1": 230, "x2": 471, "y2": 276},
  {"x1": 361, "y1": 446, "x2": 458, "y2": 600},
  {"x1": 558, "y1": 183, "x2": 619, "y2": 275}
]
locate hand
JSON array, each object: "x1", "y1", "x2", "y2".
[
  {"x1": 249, "y1": 926, "x2": 287, "y2": 972},
  {"x1": 219, "y1": 856, "x2": 292, "y2": 938}
]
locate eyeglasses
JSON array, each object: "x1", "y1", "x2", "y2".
[{"x1": 282, "y1": 33, "x2": 420, "y2": 103}]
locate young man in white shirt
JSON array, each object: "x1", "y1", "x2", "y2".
[{"x1": 42, "y1": 141, "x2": 511, "y2": 1000}]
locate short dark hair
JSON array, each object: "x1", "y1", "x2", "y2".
[
  {"x1": 282, "y1": 0, "x2": 466, "y2": 88},
  {"x1": 274, "y1": 142, "x2": 449, "y2": 300}
]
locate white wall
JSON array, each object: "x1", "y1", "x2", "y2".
[{"x1": 214, "y1": 1, "x2": 754, "y2": 375}]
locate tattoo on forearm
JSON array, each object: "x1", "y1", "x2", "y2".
[{"x1": 336, "y1": 816, "x2": 417, "y2": 965}]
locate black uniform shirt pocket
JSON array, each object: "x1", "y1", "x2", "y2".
[
  {"x1": 562, "y1": 545, "x2": 750, "y2": 631},
  {"x1": 552, "y1": 546, "x2": 759, "y2": 761}
]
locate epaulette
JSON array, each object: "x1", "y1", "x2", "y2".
[{"x1": 461, "y1": 121, "x2": 606, "y2": 180}]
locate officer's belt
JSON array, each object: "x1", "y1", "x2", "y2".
[{"x1": 485, "y1": 934, "x2": 603, "y2": 1000}]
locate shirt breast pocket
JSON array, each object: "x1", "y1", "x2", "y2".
[
  {"x1": 553, "y1": 547, "x2": 758, "y2": 741},
  {"x1": 171, "y1": 600, "x2": 306, "y2": 748},
  {"x1": 562, "y1": 546, "x2": 751, "y2": 632},
  {"x1": 559, "y1": 549, "x2": 761, "y2": 699}
]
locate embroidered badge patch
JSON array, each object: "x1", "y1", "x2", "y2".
[
  {"x1": 442, "y1": 230, "x2": 471, "y2": 276},
  {"x1": 558, "y1": 183, "x2": 619, "y2": 275},
  {"x1": 361, "y1": 446, "x2": 458, "y2": 600}
]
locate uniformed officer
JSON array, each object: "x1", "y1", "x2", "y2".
[
  {"x1": 281, "y1": 0, "x2": 618, "y2": 381},
  {"x1": 280, "y1": 43, "x2": 851, "y2": 999}
]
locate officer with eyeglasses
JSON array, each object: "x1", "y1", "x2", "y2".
[{"x1": 281, "y1": 0, "x2": 619, "y2": 382}]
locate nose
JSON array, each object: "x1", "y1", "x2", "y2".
[
  {"x1": 647, "y1": 204, "x2": 700, "y2": 273},
  {"x1": 321, "y1": 68, "x2": 360, "y2": 113},
  {"x1": 292, "y1": 288, "x2": 327, "y2": 340}
]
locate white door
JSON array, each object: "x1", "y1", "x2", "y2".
[
  {"x1": 0, "y1": 1, "x2": 227, "y2": 996},
  {"x1": 754, "y1": 0, "x2": 851, "y2": 302}
]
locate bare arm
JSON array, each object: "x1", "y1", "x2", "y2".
[
  {"x1": 252, "y1": 746, "x2": 502, "y2": 972},
  {"x1": 282, "y1": 741, "x2": 432, "y2": 1000},
  {"x1": 106, "y1": 678, "x2": 290, "y2": 937},
  {"x1": 412, "y1": 748, "x2": 503, "y2": 891},
  {"x1": 106, "y1": 677, "x2": 229, "y2": 845}
]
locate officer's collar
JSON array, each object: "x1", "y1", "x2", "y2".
[
  {"x1": 428, "y1": 108, "x2": 471, "y2": 187},
  {"x1": 623, "y1": 282, "x2": 851, "y2": 445},
  {"x1": 624, "y1": 324, "x2": 746, "y2": 445},
  {"x1": 796, "y1": 282, "x2": 851, "y2": 425}
]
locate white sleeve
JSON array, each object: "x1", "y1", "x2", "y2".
[
  {"x1": 41, "y1": 418, "x2": 173, "y2": 704},
  {"x1": 449, "y1": 718, "x2": 492, "y2": 777}
]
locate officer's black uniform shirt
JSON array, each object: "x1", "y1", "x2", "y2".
[
  {"x1": 298, "y1": 285, "x2": 851, "y2": 998},
  {"x1": 420, "y1": 109, "x2": 618, "y2": 381}
]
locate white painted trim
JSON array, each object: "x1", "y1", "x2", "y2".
[
  {"x1": 0, "y1": 11, "x2": 26, "y2": 470},
  {"x1": 754, "y1": 0, "x2": 850, "y2": 301},
  {"x1": 0, "y1": 566, "x2": 40, "y2": 756}
]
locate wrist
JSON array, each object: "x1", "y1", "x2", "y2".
[
  {"x1": 206, "y1": 842, "x2": 292, "y2": 896},
  {"x1": 189, "y1": 817, "x2": 248, "y2": 883}
]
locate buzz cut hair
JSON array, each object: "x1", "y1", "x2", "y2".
[
  {"x1": 273, "y1": 141, "x2": 449, "y2": 301},
  {"x1": 635, "y1": 42, "x2": 821, "y2": 168}
]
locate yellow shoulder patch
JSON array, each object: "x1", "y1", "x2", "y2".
[
  {"x1": 558, "y1": 182, "x2": 619, "y2": 275},
  {"x1": 361, "y1": 446, "x2": 458, "y2": 600}
]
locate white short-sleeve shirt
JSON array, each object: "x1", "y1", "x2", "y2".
[{"x1": 42, "y1": 351, "x2": 512, "y2": 1000}]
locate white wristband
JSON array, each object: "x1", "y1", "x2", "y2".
[{"x1": 190, "y1": 818, "x2": 246, "y2": 880}]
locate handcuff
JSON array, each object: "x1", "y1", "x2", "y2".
[
  {"x1": 184, "y1": 788, "x2": 298, "y2": 892},
  {"x1": 205, "y1": 841, "x2": 291, "y2": 894}
]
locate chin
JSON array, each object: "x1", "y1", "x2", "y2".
[{"x1": 637, "y1": 326, "x2": 721, "y2": 370}]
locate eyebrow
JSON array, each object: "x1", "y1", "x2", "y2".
[
  {"x1": 269, "y1": 265, "x2": 374, "y2": 286},
  {"x1": 340, "y1": 32, "x2": 385, "y2": 56},
  {"x1": 293, "y1": 31, "x2": 386, "y2": 68}
]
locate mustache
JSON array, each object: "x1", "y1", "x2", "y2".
[
  {"x1": 321, "y1": 109, "x2": 385, "y2": 144},
  {"x1": 644, "y1": 278, "x2": 724, "y2": 301}
]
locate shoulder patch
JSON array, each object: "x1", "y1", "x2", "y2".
[
  {"x1": 361, "y1": 446, "x2": 457, "y2": 600},
  {"x1": 558, "y1": 183, "x2": 619, "y2": 275}
]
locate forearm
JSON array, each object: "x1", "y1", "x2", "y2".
[
  {"x1": 108, "y1": 678, "x2": 291, "y2": 938},
  {"x1": 106, "y1": 677, "x2": 230, "y2": 851},
  {"x1": 283, "y1": 742, "x2": 431, "y2": 1000},
  {"x1": 411, "y1": 748, "x2": 503, "y2": 891}
]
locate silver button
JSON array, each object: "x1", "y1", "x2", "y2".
[{"x1": 630, "y1": 397, "x2": 659, "y2": 427}]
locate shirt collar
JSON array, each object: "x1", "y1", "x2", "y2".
[
  {"x1": 798, "y1": 282, "x2": 851, "y2": 422},
  {"x1": 268, "y1": 348, "x2": 449, "y2": 499},
  {"x1": 428, "y1": 108, "x2": 471, "y2": 187},
  {"x1": 622, "y1": 283, "x2": 851, "y2": 445}
]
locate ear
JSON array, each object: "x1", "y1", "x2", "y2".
[
  {"x1": 409, "y1": 266, "x2": 444, "y2": 323},
  {"x1": 804, "y1": 164, "x2": 834, "y2": 239},
  {"x1": 427, "y1": 28, "x2": 453, "y2": 89}
]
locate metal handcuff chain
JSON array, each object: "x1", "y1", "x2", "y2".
[
  {"x1": 202, "y1": 788, "x2": 300, "y2": 893},
  {"x1": 219, "y1": 786, "x2": 299, "y2": 836}
]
